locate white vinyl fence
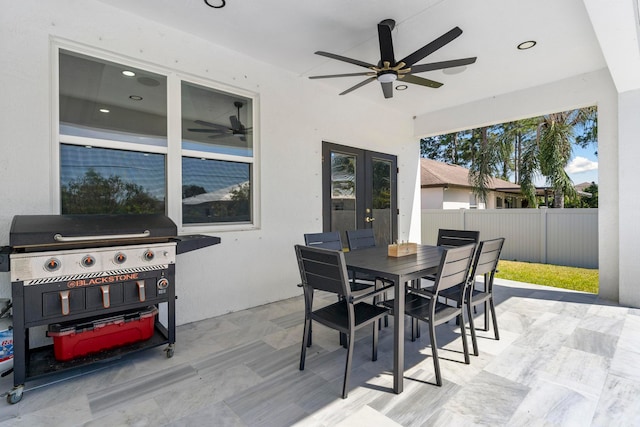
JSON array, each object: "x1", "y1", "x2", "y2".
[{"x1": 421, "y1": 209, "x2": 598, "y2": 269}]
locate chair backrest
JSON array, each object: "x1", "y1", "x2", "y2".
[
  {"x1": 346, "y1": 228, "x2": 376, "y2": 251},
  {"x1": 470, "y1": 238, "x2": 505, "y2": 278},
  {"x1": 304, "y1": 231, "x2": 343, "y2": 251},
  {"x1": 433, "y1": 243, "x2": 476, "y2": 293},
  {"x1": 437, "y1": 229, "x2": 480, "y2": 248},
  {"x1": 295, "y1": 244, "x2": 351, "y2": 297}
]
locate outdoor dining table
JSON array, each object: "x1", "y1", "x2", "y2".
[{"x1": 344, "y1": 243, "x2": 445, "y2": 394}]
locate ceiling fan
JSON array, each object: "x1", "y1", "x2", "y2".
[
  {"x1": 188, "y1": 101, "x2": 251, "y2": 141},
  {"x1": 309, "y1": 19, "x2": 477, "y2": 99}
]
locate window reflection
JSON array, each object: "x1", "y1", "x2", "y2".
[
  {"x1": 181, "y1": 82, "x2": 253, "y2": 157},
  {"x1": 60, "y1": 144, "x2": 166, "y2": 214},
  {"x1": 59, "y1": 50, "x2": 167, "y2": 146},
  {"x1": 182, "y1": 157, "x2": 251, "y2": 224}
]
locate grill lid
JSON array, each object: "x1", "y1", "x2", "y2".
[{"x1": 10, "y1": 214, "x2": 177, "y2": 251}]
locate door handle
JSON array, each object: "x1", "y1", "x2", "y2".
[{"x1": 365, "y1": 216, "x2": 375, "y2": 223}]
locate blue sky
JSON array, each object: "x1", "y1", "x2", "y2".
[{"x1": 565, "y1": 144, "x2": 598, "y2": 185}]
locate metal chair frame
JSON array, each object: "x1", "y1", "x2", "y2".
[{"x1": 295, "y1": 244, "x2": 391, "y2": 398}]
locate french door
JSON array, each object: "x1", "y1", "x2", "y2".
[{"x1": 322, "y1": 142, "x2": 398, "y2": 248}]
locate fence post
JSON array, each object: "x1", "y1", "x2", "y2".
[{"x1": 540, "y1": 209, "x2": 547, "y2": 264}]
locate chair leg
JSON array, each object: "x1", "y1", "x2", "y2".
[
  {"x1": 467, "y1": 302, "x2": 479, "y2": 356},
  {"x1": 484, "y1": 300, "x2": 489, "y2": 331},
  {"x1": 307, "y1": 292, "x2": 314, "y2": 347},
  {"x1": 489, "y1": 298, "x2": 500, "y2": 340},
  {"x1": 427, "y1": 321, "x2": 442, "y2": 386},
  {"x1": 372, "y1": 322, "x2": 378, "y2": 361},
  {"x1": 459, "y1": 312, "x2": 470, "y2": 364},
  {"x1": 342, "y1": 331, "x2": 355, "y2": 399},
  {"x1": 300, "y1": 318, "x2": 310, "y2": 370}
]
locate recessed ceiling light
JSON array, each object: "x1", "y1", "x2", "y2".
[
  {"x1": 129, "y1": 95, "x2": 143, "y2": 101},
  {"x1": 517, "y1": 40, "x2": 537, "y2": 50},
  {"x1": 122, "y1": 70, "x2": 136, "y2": 77},
  {"x1": 99, "y1": 108, "x2": 110, "y2": 113},
  {"x1": 395, "y1": 85, "x2": 408, "y2": 91}
]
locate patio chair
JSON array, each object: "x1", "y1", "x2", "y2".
[
  {"x1": 437, "y1": 229, "x2": 481, "y2": 248},
  {"x1": 384, "y1": 243, "x2": 475, "y2": 386},
  {"x1": 304, "y1": 231, "x2": 343, "y2": 251},
  {"x1": 295, "y1": 244, "x2": 390, "y2": 399},
  {"x1": 303, "y1": 231, "x2": 375, "y2": 347},
  {"x1": 346, "y1": 228, "x2": 390, "y2": 328},
  {"x1": 440, "y1": 237, "x2": 505, "y2": 356},
  {"x1": 416, "y1": 229, "x2": 480, "y2": 335},
  {"x1": 422, "y1": 229, "x2": 480, "y2": 284}
]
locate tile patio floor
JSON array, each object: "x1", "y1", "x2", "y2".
[{"x1": 0, "y1": 278, "x2": 639, "y2": 426}]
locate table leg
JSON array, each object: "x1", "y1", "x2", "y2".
[{"x1": 393, "y1": 275, "x2": 403, "y2": 393}]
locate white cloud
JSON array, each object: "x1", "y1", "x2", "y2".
[{"x1": 566, "y1": 156, "x2": 598, "y2": 174}]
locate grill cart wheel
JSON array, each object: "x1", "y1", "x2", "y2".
[
  {"x1": 166, "y1": 344, "x2": 175, "y2": 358},
  {"x1": 7, "y1": 385, "x2": 23, "y2": 404}
]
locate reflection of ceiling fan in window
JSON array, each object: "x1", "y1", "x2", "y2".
[{"x1": 188, "y1": 101, "x2": 252, "y2": 141}]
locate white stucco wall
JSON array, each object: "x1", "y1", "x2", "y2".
[
  {"x1": 0, "y1": 1, "x2": 421, "y2": 324},
  {"x1": 414, "y1": 69, "x2": 619, "y2": 303}
]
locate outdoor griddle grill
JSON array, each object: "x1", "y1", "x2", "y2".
[{"x1": 0, "y1": 214, "x2": 220, "y2": 404}]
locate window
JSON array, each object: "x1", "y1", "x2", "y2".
[{"x1": 57, "y1": 48, "x2": 257, "y2": 229}]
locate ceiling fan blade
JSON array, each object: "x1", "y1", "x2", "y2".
[
  {"x1": 194, "y1": 120, "x2": 230, "y2": 130},
  {"x1": 381, "y1": 81, "x2": 393, "y2": 99},
  {"x1": 309, "y1": 72, "x2": 374, "y2": 79},
  {"x1": 188, "y1": 128, "x2": 226, "y2": 133},
  {"x1": 315, "y1": 51, "x2": 375, "y2": 69},
  {"x1": 400, "y1": 27, "x2": 463, "y2": 67},
  {"x1": 377, "y1": 19, "x2": 396, "y2": 64},
  {"x1": 208, "y1": 133, "x2": 230, "y2": 139},
  {"x1": 410, "y1": 57, "x2": 477, "y2": 74},
  {"x1": 402, "y1": 74, "x2": 443, "y2": 88},
  {"x1": 339, "y1": 76, "x2": 377, "y2": 95}
]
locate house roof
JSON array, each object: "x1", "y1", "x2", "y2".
[{"x1": 420, "y1": 158, "x2": 521, "y2": 191}]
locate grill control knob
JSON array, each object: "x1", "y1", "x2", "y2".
[
  {"x1": 157, "y1": 278, "x2": 169, "y2": 290},
  {"x1": 114, "y1": 252, "x2": 127, "y2": 264},
  {"x1": 81, "y1": 255, "x2": 95, "y2": 268},
  {"x1": 143, "y1": 250, "x2": 155, "y2": 261},
  {"x1": 44, "y1": 258, "x2": 61, "y2": 272}
]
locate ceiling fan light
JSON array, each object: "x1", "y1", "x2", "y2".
[{"x1": 377, "y1": 73, "x2": 397, "y2": 83}]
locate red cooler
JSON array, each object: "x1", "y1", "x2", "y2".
[{"x1": 48, "y1": 307, "x2": 157, "y2": 361}]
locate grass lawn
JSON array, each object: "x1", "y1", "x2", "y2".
[{"x1": 495, "y1": 260, "x2": 599, "y2": 294}]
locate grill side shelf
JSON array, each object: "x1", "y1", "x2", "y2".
[{"x1": 173, "y1": 235, "x2": 221, "y2": 254}]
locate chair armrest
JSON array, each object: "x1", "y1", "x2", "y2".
[
  {"x1": 406, "y1": 286, "x2": 435, "y2": 299},
  {"x1": 350, "y1": 281, "x2": 395, "y2": 303}
]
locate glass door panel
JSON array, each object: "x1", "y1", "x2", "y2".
[
  {"x1": 330, "y1": 152, "x2": 358, "y2": 247},
  {"x1": 370, "y1": 157, "x2": 393, "y2": 246},
  {"x1": 323, "y1": 142, "x2": 397, "y2": 247}
]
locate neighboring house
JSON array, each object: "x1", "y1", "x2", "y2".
[
  {"x1": 536, "y1": 181, "x2": 594, "y2": 207},
  {"x1": 420, "y1": 158, "x2": 524, "y2": 209}
]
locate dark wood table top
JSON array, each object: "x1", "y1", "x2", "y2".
[{"x1": 344, "y1": 244, "x2": 444, "y2": 282}]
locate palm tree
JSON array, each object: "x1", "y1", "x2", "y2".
[{"x1": 519, "y1": 108, "x2": 596, "y2": 207}]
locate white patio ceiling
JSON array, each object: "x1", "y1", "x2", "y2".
[{"x1": 95, "y1": 0, "x2": 616, "y2": 117}]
